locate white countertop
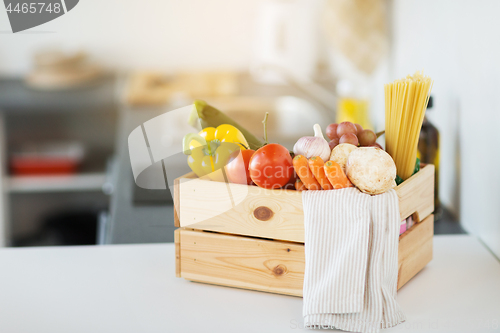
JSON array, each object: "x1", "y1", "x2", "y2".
[{"x1": 0, "y1": 235, "x2": 499, "y2": 333}]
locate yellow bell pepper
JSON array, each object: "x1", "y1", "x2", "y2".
[
  {"x1": 188, "y1": 124, "x2": 248, "y2": 151},
  {"x1": 183, "y1": 124, "x2": 248, "y2": 181}
]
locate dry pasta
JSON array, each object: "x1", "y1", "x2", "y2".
[{"x1": 385, "y1": 71, "x2": 433, "y2": 180}]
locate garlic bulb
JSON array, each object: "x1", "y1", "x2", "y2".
[{"x1": 293, "y1": 124, "x2": 331, "y2": 162}]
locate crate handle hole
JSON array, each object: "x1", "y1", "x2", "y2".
[{"x1": 411, "y1": 211, "x2": 421, "y2": 224}]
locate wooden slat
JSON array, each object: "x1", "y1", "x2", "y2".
[
  {"x1": 174, "y1": 229, "x2": 181, "y2": 278},
  {"x1": 174, "y1": 172, "x2": 197, "y2": 228},
  {"x1": 397, "y1": 214, "x2": 434, "y2": 289},
  {"x1": 395, "y1": 164, "x2": 435, "y2": 222},
  {"x1": 179, "y1": 229, "x2": 305, "y2": 296},
  {"x1": 174, "y1": 178, "x2": 180, "y2": 228},
  {"x1": 175, "y1": 165, "x2": 435, "y2": 243},
  {"x1": 178, "y1": 178, "x2": 304, "y2": 242},
  {"x1": 178, "y1": 215, "x2": 434, "y2": 296}
]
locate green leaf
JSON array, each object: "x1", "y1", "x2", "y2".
[
  {"x1": 414, "y1": 157, "x2": 421, "y2": 173},
  {"x1": 395, "y1": 157, "x2": 421, "y2": 185}
]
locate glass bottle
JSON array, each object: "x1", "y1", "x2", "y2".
[{"x1": 417, "y1": 96, "x2": 441, "y2": 219}]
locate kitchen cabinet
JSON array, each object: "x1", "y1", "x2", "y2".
[{"x1": 0, "y1": 77, "x2": 118, "y2": 246}]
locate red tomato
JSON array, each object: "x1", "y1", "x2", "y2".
[
  {"x1": 249, "y1": 144, "x2": 293, "y2": 189},
  {"x1": 281, "y1": 169, "x2": 298, "y2": 190},
  {"x1": 225, "y1": 149, "x2": 255, "y2": 185}
]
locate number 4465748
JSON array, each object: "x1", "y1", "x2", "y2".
[{"x1": 6, "y1": 3, "x2": 62, "y2": 14}]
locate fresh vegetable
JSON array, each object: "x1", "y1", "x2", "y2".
[
  {"x1": 339, "y1": 133, "x2": 359, "y2": 146},
  {"x1": 192, "y1": 124, "x2": 249, "y2": 150},
  {"x1": 346, "y1": 147, "x2": 397, "y2": 195},
  {"x1": 225, "y1": 149, "x2": 255, "y2": 185},
  {"x1": 396, "y1": 157, "x2": 420, "y2": 185},
  {"x1": 183, "y1": 124, "x2": 247, "y2": 181},
  {"x1": 337, "y1": 122, "x2": 358, "y2": 138},
  {"x1": 293, "y1": 124, "x2": 330, "y2": 162},
  {"x1": 295, "y1": 179, "x2": 307, "y2": 191},
  {"x1": 355, "y1": 123, "x2": 363, "y2": 134},
  {"x1": 183, "y1": 133, "x2": 240, "y2": 181},
  {"x1": 369, "y1": 142, "x2": 383, "y2": 149},
  {"x1": 188, "y1": 100, "x2": 263, "y2": 150},
  {"x1": 329, "y1": 143, "x2": 357, "y2": 172},
  {"x1": 247, "y1": 112, "x2": 294, "y2": 189},
  {"x1": 283, "y1": 169, "x2": 298, "y2": 190},
  {"x1": 328, "y1": 138, "x2": 339, "y2": 150},
  {"x1": 324, "y1": 161, "x2": 353, "y2": 189},
  {"x1": 249, "y1": 143, "x2": 293, "y2": 189},
  {"x1": 326, "y1": 122, "x2": 380, "y2": 148},
  {"x1": 326, "y1": 123, "x2": 339, "y2": 140},
  {"x1": 293, "y1": 155, "x2": 321, "y2": 190},
  {"x1": 308, "y1": 156, "x2": 333, "y2": 190},
  {"x1": 358, "y1": 129, "x2": 377, "y2": 146}
]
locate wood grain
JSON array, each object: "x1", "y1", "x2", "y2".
[
  {"x1": 179, "y1": 229, "x2": 305, "y2": 296},
  {"x1": 395, "y1": 164, "x2": 435, "y2": 222},
  {"x1": 178, "y1": 177, "x2": 304, "y2": 242},
  {"x1": 397, "y1": 214, "x2": 434, "y2": 289},
  {"x1": 174, "y1": 228, "x2": 181, "y2": 278},
  {"x1": 178, "y1": 215, "x2": 434, "y2": 296},
  {"x1": 174, "y1": 172, "x2": 197, "y2": 228},
  {"x1": 175, "y1": 165, "x2": 435, "y2": 242},
  {"x1": 174, "y1": 178, "x2": 180, "y2": 228}
]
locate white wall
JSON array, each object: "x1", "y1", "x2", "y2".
[
  {"x1": 392, "y1": 0, "x2": 500, "y2": 256},
  {"x1": 0, "y1": 0, "x2": 265, "y2": 75},
  {"x1": 2, "y1": 0, "x2": 499, "y2": 255}
]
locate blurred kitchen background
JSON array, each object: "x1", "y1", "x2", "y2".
[{"x1": 0, "y1": 0, "x2": 498, "y2": 258}]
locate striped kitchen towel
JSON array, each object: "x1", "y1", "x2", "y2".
[{"x1": 302, "y1": 188, "x2": 405, "y2": 333}]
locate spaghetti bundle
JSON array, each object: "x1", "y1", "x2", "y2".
[{"x1": 385, "y1": 71, "x2": 433, "y2": 180}]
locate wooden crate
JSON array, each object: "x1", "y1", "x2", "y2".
[{"x1": 174, "y1": 165, "x2": 435, "y2": 296}]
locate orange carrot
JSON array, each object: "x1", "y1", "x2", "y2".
[
  {"x1": 294, "y1": 179, "x2": 307, "y2": 191},
  {"x1": 324, "y1": 160, "x2": 353, "y2": 189},
  {"x1": 308, "y1": 157, "x2": 333, "y2": 190},
  {"x1": 293, "y1": 155, "x2": 321, "y2": 190}
]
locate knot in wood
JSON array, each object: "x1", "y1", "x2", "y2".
[
  {"x1": 272, "y1": 264, "x2": 287, "y2": 276},
  {"x1": 253, "y1": 206, "x2": 274, "y2": 221}
]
